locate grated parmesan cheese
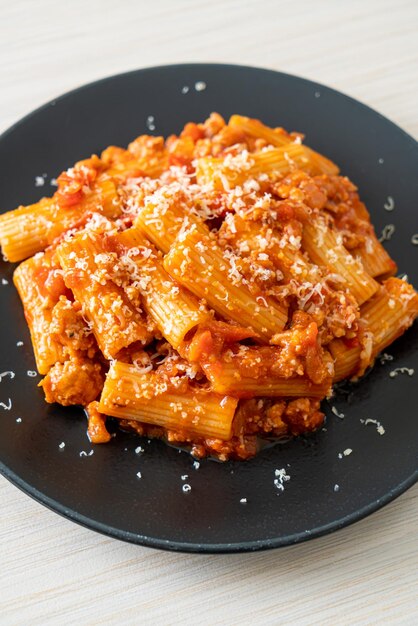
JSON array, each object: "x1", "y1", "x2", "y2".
[
  {"x1": 360, "y1": 418, "x2": 385, "y2": 435},
  {"x1": 384, "y1": 196, "x2": 395, "y2": 211},
  {"x1": 379, "y1": 353, "x2": 393, "y2": 364},
  {"x1": 331, "y1": 406, "x2": 345, "y2": 419},
  {"x1": 389, "y1": 367, "x2": 414, "y2": 378},
  {"x1": 274, "y1": 468, "x2": 291, "y2": 493},
  {"x1": 0, "y1": 371, "x2": 15, "y2": 382},
  {"x1": 379, "y1": 224, "x2": 395, "y2": 243},
  {"x1": 338, "y1": 448, "x2": 352, "y2": 458},
  {"x1": 146, "y1": 115, "x2": 156, "y2": 131},
  {"x1": 0, "y1": 398, "x2": 12, "y2": 410}
]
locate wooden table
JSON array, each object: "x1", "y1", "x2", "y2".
[{"x1": 1, "y1": 1, "x2": 417, "y2": 623}]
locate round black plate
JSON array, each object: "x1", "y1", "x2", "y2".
[{"x1": 1, "y1": 64, "x2": 417, "y2": 553}]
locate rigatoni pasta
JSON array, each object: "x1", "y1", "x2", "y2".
[
  {"x1": 0, "y1": 177, "x2": 119, "y2": 262},
  {"x1": 99, "y1": 361, "x2": 237, "y2": 440},
  {"x1": 330, "y1": 277, "x2": 418, "y2": 381},
  {"x1": 163, "y1": 222, "x2": 288, "y2": 340},
  {"x1": 302, "y1": 216, "x2": 379, "y2": 305},
  {"x1": 13, "y1": 249, "x2": 68, "y2": 374},
  {"x1": 228, "y1": 115, "x2": 339, "y2": 175},
  {"x1": 195, "y1": 143, "x2": 331, "y2": 192},
  {"x1": 56, "y1": 223, "x2": 152, "y2": 359},
  {"x1": 111, "y1": 227, "x2": 211, "y2": 348},
  {"x1": 1, "y1": 112, "x2": 417, "y2": 461}
]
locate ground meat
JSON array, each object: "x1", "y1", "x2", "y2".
[
  {"x1": 49, "y1": 296, "x2": 97, "y2": 356},
  {"x1": 86, "y1": 401, "x2": 111, "y2": 444},
  {"x1": 40, "y1": 357, "x2": 104, "y2": 406},
  {"x1": 116, "y1": 395, "x2": 324, "y2": 461},
  {"x1": 282, "y1": 398, "x2": 324, "y2": 435}
]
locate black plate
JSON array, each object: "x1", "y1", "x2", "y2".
[{"x1": 1, "y1": 64, "x2": 417, "y2": 553}]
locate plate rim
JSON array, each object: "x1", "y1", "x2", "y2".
[
  {"x1": 0, "y1": 62, "x2": 417, "y2": 553},
  {"x1": 1, "y1": 62, "x2": 417, "y2": 149},
  {"x1": 1, "y1": 458, "x2": 417, "y2": 553}
]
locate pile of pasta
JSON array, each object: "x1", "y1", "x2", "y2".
[{"x1": 1, "y1": 113, "x2": 417, "y2": 460}]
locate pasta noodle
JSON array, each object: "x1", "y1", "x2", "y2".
[
  {"x1": 99, "y1": 361, "x2": 237, "y2": 440},
  {"x1": 195, "y1": 143, "x2": 337, "y2": 192},
  {"x1": 13, "y1": 249, "x2": 68, "y2": 374},
  {"x1": 163, "y1": 223, "x2": 288, "y2": 339},
  {"x1": 302, "y1": 216, "x2": 378, "y2": 305},
  {"x1": 0, "y1": 178, "x2": 119, "y2": 262},
  {"x1": 229, "y1": 114, "x2": 339, "y2": 175},
  {"x1": 1, "y1": 112, "x2": 417, "y2": 461},
  {"x1": 111, "y1": 227, "x2": 211, "y2": 348},
  {"x1": 56, "y1": 224, "x2": 152, "y2": 359},
  {"x1": 330, "y1": 277, "x2": 418, "y2": 380}
]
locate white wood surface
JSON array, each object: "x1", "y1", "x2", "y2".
[{"x1": 1, "y1": 1, "x2": 417, "y2": 624}]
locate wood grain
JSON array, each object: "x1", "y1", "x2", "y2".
[{"x1": 1, "y1": 1, "x2": 417, "y2": 624}]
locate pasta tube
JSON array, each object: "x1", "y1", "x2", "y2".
[
  {"x1": 113, "y1": 228, "x2": 211, "y2": 348},
  {"x1": 98, "y1": 361, "x2": 238, "y2": 440},
  {"x1": 163, "y1": 225, "x2": 288, "y2": 340},
  {"x1": 229, "y1": 114, "x2": 339, "y2": 175},
  {"x1": 330, "y1": 277, "x2": 418, "y2": 380},
  {"x1": 302, "y1": 217, "x2": 378, "y2": 305},
  {"x1": 196, "y1": 143, "x2": 337, "y2": 191},
  {"x1": 56, "y1": 228, "x2": 150, "y2": 359},
  {"x1": 0, "y1": 178, "x2": 120, "y2": 262},
  {"x1": 13, "y1": 249, "x2": 67, "y2": 374}
]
